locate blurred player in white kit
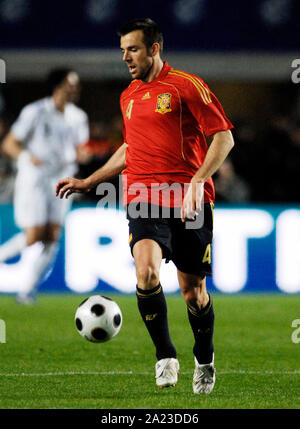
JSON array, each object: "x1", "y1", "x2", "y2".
[{"x1": 0, "y1": 69, "x2": 89, "y2": 303}]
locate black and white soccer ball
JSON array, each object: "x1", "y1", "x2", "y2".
[{"x1": 75, "y1": 295, "x2": 122, "y2": 343}]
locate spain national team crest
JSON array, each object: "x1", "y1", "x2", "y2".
[{"x1": 155, "y1": 93, "x2": 172, "y2": 115}]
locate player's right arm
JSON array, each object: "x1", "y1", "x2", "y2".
[
  {"x1": 56, "y1": 142, "x2": 128, "y2": 199},
  {"x1": 1, "y1": 132, "x2": 23, "y2": 159},
  {"x1": 1, "y1": 132, "x2": 42, "y2": 166},
  {"x1": 2, "y1": 103, "x2": 44, "y2": 165}
]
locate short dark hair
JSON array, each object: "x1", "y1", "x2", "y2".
[
  {"x1": 118, "y1": 18, "x2": 163, "y2": 52},
  {"x1": 46, "y1": 68, "x2": 73, "y2": 95}
]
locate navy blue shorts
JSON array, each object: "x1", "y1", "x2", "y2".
[{"x1": 126, "y1": 203, "x2": 213, "y2": 277}]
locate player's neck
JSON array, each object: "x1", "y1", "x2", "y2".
[
  {"x1": 52, "y1": 93, "x2": 67, "y2": 113},
  {"x1": 142, "y1": 58, "x2": 164, "y2": 83}
]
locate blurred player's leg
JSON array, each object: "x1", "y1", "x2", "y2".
[
  {"x1": 133, "y1": 239, "x2": 179, "y2": 388},
  {"x1": 16, "y1": 224, "x2": 59, "y2": 304},
  {"x1": 15, "y1": 180, "x2": 70, "y2": 303},
  {"x1": 0, "y1": 232, "x2": 26, "y2": 262},
  {"x1": 178, "y1": 271, "x2": 216, "y2": 393}
]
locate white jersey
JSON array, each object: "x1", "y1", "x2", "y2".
[
  {"x1": 11, "y1": 97, "x2": 89, "y2": 228},
  {"x1": 11, "y1": 97, "x2": 89, "y2": 178}
]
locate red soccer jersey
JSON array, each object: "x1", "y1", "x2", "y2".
[{"x1": 120, "y1": 62, "x2": 233, "y2": 207}]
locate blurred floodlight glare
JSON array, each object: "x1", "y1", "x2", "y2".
[
  {"x1": 173, "y1": 0, "x2": 205, "y2": 24},
  {"x1": 0, "y1": 0, "x2": 30, "y2": 24},
  {"x1": 260, "y1": 0, "x2": 292, "y2": 26},
  {"x1": 86, "y1": 0, "x2": 118, "y2": 24}
]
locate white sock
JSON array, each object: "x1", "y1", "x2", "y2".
[
  {"x1": 18, "y1": 241, "x2": 58, "y2": 297},
  {"x1": 0, "y1": 232, "x2": 26, "y2": 262}
]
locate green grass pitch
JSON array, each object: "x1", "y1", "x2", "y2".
[{"x1": 0, "y1": 293, "x2": 299, "y2": 409}]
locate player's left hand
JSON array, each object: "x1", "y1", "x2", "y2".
[{"x1": 181, "y1": 180, "x2": 204, "y2": 222}]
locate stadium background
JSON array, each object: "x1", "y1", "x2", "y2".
[{"x1": 0, "y1": 0, "x2": 300, "y2": 296}]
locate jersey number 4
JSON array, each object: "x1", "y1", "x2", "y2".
[
  {"x1": 202, "y1": 244, "x2": 211, "y2": 264},
  {"x1": 125, "y1": 100, "x2": 134, "y2": 120}
]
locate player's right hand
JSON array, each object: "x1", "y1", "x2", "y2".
[{"x1": 56, "y1": 177, "x2": 91, "y2": 199}]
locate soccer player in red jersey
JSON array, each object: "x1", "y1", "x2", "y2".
[{"x1": 56, "y1": 18, "x2": 234, "y2": 394}]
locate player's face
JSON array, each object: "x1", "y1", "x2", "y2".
[
  {"x1": 63, "y1": 72, "x2": 81, "y2": 103},
  {"x1": 120, "y1": 30, "x2": 154, "y2": 81}
]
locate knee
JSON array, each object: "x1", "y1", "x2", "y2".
[
  {"x1": 181, "y1": 288, "x2": 198, "y2": 308},
  {"x1": 136, "y1": 265, "x2": 160, "y2": 290},
  {"x1": 46, "y1": 225, "x2": 61, "y2": 242},
  {"x1": 26, "y1": 231, "x2": 45, "y2": 246},
  {"x1": 181, "y1": 279, "x2": 207, "y2": 309}
]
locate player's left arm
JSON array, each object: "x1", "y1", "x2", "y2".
[
  {"x1": 181, "y1": 78, "x2": 234, "y2": 221},
  {"x1": 193, "y1": 129, "x2": 234, "y2": 183},
  {"x1": 181, "y1": 130, "x2": 234, "y2": 221}
]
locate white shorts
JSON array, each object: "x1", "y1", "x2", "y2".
[{"x1": 14, "y1": 165, "x2": 72, "y2": 229}]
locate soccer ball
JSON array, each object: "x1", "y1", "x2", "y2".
[{"x1": 75, "y1": 295, "x2": 122, "y2": 343}]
